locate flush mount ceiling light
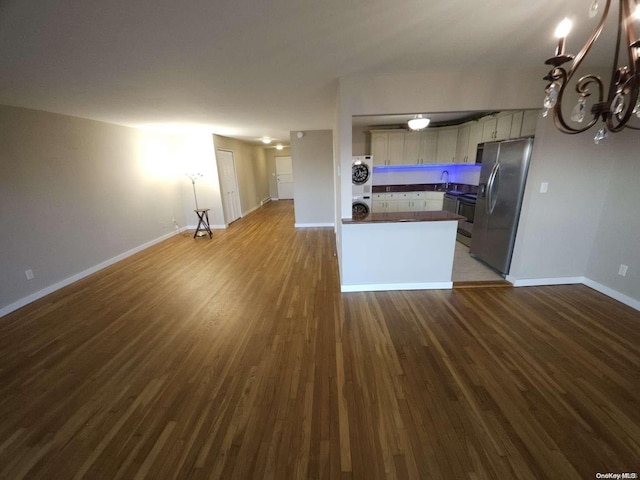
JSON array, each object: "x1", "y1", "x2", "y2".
[
  {"x1": 276, "y1": 144, "x2": 284, "y2": 150},
  {"x1": 407, "y1": 114, "x2": 430, "y2": 131},
  {"x1": 542, "y1": 0, "x2": 640, "y2": 143},
  {"x1": 261, "y1": 137, "x2": 272, "y2": 144}
]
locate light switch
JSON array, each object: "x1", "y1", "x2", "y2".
[{"x1": 540, "y1": 182, "x2": 549, "y2": 193}]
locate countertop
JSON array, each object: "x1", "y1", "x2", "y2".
[{"x1": 343, "y1": 210, "x2": 466, "y2": 224}]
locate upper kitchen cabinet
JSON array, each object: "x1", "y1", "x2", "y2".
[
  {"x1": 419, "y1": 130, "x2": 438, "y2": 164},
  {"x1": 520, "y1": 110, "x2": 539, "y2": 137},
  {"x1": 435, "y1": 128, "x2": 458, "y2": 164},
  {"x1": 366, "y1": 110, "x2": 538, "y2": 166},
  {"x1": 403, "y1": 131, "x2": 421, "y2": 164},
  {"x1": 371, "y1": 130, "x2": 405, "y2": 165},
  {"x1": 481, "y1": 113, "x2": 513, "y2": 142},
  {"x1": 480, "y1": 110, "x2": 538, "y2": 142},
  {"x1": 403, "y1": 130, "x2": 438, "y2": 164}
]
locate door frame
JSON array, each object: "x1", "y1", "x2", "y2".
[
  {"x1": 216, "y1": 149, "x2": 242, "y2": 225},
  {"x1": 275, "y1": 155, "x2": 294, "y2": 200}
]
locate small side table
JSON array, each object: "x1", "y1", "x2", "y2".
[{"x1": 194, "y1": 208, "x2": 212, "y2": 238}]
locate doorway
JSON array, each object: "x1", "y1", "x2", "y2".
[
  {"x1": 275, "y1": 156, "x2": 294, "y2": 200},
  {"x1": 216, "y1": 149, "x2": 242, "y2": 225}
]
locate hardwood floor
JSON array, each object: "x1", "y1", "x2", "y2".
[{"x1": 1, "y1": 200, "x2": 639, "y2": 479}]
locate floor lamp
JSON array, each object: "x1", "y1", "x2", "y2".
[
  {"x1": 186, "y1": 172, "x2": 203, "y2": 209},
  {"x1": 186, "y1": 173, "x2": 210, "y2": 238}
]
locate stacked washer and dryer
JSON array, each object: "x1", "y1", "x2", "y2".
[{"x1": 351, "y1": 155, "x2": 374, "y2": 219}]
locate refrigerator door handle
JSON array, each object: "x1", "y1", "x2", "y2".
[{"x1": 486, "y1": 162, "x2": 500, "y2": 215}]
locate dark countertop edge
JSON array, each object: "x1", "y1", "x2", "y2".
[{"x1": 343, "y1": 211, "x2": 466, "y2": 224}]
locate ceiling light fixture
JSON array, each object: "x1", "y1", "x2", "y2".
[
  {"x1": 407, "y1": 114, "x2": 430, "y2": 130},
  {"x1": 276, "y1": 144, "x2": 284, "y2": 150},
  {"x1": 542, "y1": 0, "x2": 640, "y2": 143},
  {"x1": 261, "y1": 137, "x2": 272, "y2": 144}
]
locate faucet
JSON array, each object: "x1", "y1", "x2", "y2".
[{"x1": 440, "y1": 170, "x2": 450, "y2": 191}]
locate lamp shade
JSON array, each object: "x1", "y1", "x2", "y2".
[{"x1": 408, "y1": 114, "x2": 430, "y2": 130}]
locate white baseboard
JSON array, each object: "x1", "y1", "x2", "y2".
[
  {"x1": 506, "y1": 275, "x2": 639, "y2": 313},
  {"x1": 341, "y1": 282, "x2": 453, "y2": 293},
  {"x1": 0, "y1": 230, "x2": 180, "y2": 318},
  {"x1": 295, "y1": 223, "x2": 335, "y2": 228},
  {"x1": 260, "y1": 197, "x2": 271, "y2": 206},
  {"x1": 582, "y1": 278, "x2": 640, "y2": 312},
  {"x1": 506, "y1": 276, "x2": 585, "y2": 287}
]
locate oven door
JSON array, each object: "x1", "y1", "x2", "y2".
[{"x1": 457, "y1": 198, "x2": 476, "y2": 223}]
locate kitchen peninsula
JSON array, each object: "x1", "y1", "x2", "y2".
[{"x1": 341, "y1": 210, "x2": 464, "y2": 292}]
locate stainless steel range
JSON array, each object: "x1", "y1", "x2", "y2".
[{"x1": 443, "y1": 191, "x2": 476, "y2": 246}]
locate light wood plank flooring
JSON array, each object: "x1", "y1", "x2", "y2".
[{"x1": 1, "y1": 200, "x2": 639, "y2": 479}]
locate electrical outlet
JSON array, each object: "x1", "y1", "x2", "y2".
[
  {"x1": 540, "y1": 182, "x2": 549, "y2": 193},
  {"x1": 618, "y1": 264, "x2": 629, "y2": 277},
  {"x1": 25, "y1": 269, "x2": 34, "y2": 280}
]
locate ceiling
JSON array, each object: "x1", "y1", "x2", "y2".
[{"x1": 0, "y1": 0, "x2": 618, "y2": 145}]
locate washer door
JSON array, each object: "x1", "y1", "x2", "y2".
[
  {"x1": 352, "y1": 201, "x2": 370, "y2": 220},
  {"x1": 352, "y1": 162, "x2": 370, "y2": 185}
]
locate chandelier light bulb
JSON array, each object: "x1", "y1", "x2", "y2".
[{"x1": 555, "y1": 18, "x2": 573, "y2": 39}]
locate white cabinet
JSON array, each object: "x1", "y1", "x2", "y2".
[
  {"x1": 373, "y1": 191, "x2": 442, "y2": 212},
  {"x1": 424, "y1": 192, "x2": 444, "y2": 211},
  {"x1": 480, "y1": 111, "x2": 538, "y2": 142},
  {"x1": 481, "y1": 114, "x2": 513, "y2": 142},
  {"x1": 403, "y1": 131, "x2": 437, "y2": 164},
  {"x1": 372, "y1": 192, "x2": 399, "y2": 212},
  {"x1": 419, "y1": 131, "x2": 438, "y2": 164},
  {"x1": 520, "y1": 110, "x2": 539, "y2": 137},
  {"x1": 468, "y1": 122, "x2": 484, "y2": 161},
  {"x1": 455, "y1": 125, "x2": 470, "y2": 164},
  {"x1": 435, "y1": 128, "x2": 458, "y2": 164},
  {"x1": 510, "y1": 111, "x2": 524, "y2": 139},
  {"x1": 371, "y1": 131, "x2": 405, "y2": 166},
  {"x1": 397, "y1": 192, "x2": 426, "y2": 211},
  {"x1": 456, "y1": 123, "x2": 483, "y2": 164},
  {"x1": 403, "y1": 132, "x2": 421, "y2": 164},
  {"x1": 369, "y1": 111, "x2": 537, "y2": 167}
]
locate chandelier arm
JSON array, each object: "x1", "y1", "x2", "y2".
[
  {"x1": 608, "y1": 75, "x2": 639, "y2": 131},
  {"x1": 566, "y1": 0, "x2": 612, "y2": 80},
  {"x1": 551, "y1": 70, "x2": 602, "y2": 133},
  {"x1": 606, "y1": 1, "x2": 639, "y2": 132},
  {"x1": 623, "y1": 0, "x2": 639, "y2": 72}
]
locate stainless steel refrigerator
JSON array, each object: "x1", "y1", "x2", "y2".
[{"x1": 470, "y1": 137, "x2": 534, "y2": 275}]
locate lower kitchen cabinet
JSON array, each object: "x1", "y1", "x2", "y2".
[
  {"x1": 424, "y1": 192, "x2": 444, "y2": 211},
  {"x1": 372, "y1": 192, "x2": 398, "y2": 212},
  {"x1": 372, "y1": 191, "x2": 443, "y2": 212}
]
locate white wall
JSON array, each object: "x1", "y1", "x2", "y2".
[
  {"x1": 584, "y1": 130, "x2": 640, "y2": 301},
  {"x1": 290, "y1": 130, "x2": 335, "y2": 227},
  {"x1": 0, "y1": 105, "x2": 216, "y2": 315}
]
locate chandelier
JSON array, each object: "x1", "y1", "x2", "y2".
[{"x1": 542, "y1": 0, "x2": 640, "y2": 143}]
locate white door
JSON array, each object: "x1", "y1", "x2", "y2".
[
  {"x1": 216, "y1": 149, "x2": 242, "y2": 224},
  {"x1": 276, "y1": 156, "x2": 294, "y2": 200}
]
